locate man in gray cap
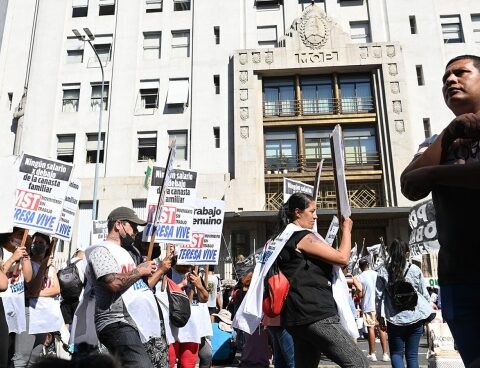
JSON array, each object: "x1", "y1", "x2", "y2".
[{"x1": 85, "y1": 206, "x2": 158, "y2": 367}]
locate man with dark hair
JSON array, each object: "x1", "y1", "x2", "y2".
[
  {"x1": 357, "y1": 258, "x2": 389, "y2": 362},
  {"x1": 401, "y1": 54, "x2": 480, "y2": 365},
  {"x1": 84, "y1": 206, "x2": 159, "y2": 368}
]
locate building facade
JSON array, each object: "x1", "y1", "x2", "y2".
[{"x1": 0, "y1": 0, "x2": 479, "y2": 274}]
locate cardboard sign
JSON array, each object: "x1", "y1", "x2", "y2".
[
  {"x1": 144, "y1": 166, "x2": 197, "y2": 244},
  {"x1": 330, "y1": 125, "x2": 351, "y2": 218},
  {"x1": 283, "y1": 178, "x2": 314, "y2": 203},
  {"x1": 55, "y1": 178, "x2": 81, "y2": 241},
  {"x1": 91, "y1": 220, "x2": 108, "y2": 244},
  {"x1": 176, "y1": 199, "x2": 225, "y2": 265},
  {"x1": 14, "y1": 154, "x2": 73, "y2": 234}
]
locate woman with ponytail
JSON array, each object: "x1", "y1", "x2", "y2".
[
  {"x1": 275, "y1": 193, "x2": 368, "y2": 368},
  {"x1": 376, "y1": 239, "x2": 434, "y2": 368}
]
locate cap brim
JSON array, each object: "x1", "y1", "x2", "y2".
[{"x1": 129, "y1": 216, "x2": 147, "y2": 226}]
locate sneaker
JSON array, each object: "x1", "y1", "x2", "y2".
[
  {"x1": 367, "y1": 354, "x2": 377, "y2": 362},
  {"x1": 382, "y1": 353, "x2": 390, "y2": 362}
]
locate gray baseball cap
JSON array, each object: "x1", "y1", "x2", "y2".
[{"x1": 107, "y1": 207, "x2": 147, "y2": 225}]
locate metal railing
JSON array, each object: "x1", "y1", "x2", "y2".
[
  {"x1": 263, "y1": 97, "x2": 375, "y2": 117},
  {"x1": 265, "y1": 151, "x2": 381, "y2": 174}
]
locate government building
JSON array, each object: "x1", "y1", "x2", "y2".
[{"x1": 0, "y1": 0, "x2": 479, "y2": 275}]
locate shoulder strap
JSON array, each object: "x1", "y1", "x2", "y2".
[{"x1": 403, "y1": 263, "x2": 412, "y2": 278}]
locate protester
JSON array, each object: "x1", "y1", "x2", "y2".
[
  {"x1": 11, "y1": 232, "x2": 62, "y2": 368},
  {"x1": 211, "y1": 309, "x2": 236, "y2": 364},
  {"x1": 376, "y1": 239, "x2": 434, "y2": 368},
  {"x1": 275, "y1": 193, "x2": 368, "y2": 368},
  {"x1": 206, "y1": 265, "x2": 222, "y2": 321},
  {"x1": 400, "y1": 54, "x2": 480, "y2": 366},
  {"x1": 76, "y1": 206, "x2": 160, "y2": 368},
  {"x1": 167, "y1": 260, "x2": 211, "y2": 368},
  {"x1": 357, "y1": 258, "x2": 389, "y2": 362}
]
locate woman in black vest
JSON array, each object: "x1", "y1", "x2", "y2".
[{"x1": 276, "y1": 193, "x2": 368, "y2": 368}]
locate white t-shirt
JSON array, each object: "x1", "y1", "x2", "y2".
[
  {"x1": 357, "y1": 269, "x2": 378, "y2": 313},
  {"x1": 206, "y1": 273, "x2": 221, "y2": 309}
]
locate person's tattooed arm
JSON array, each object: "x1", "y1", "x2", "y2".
[{"x1": 100, "y1": 261, "x2": 156, "y2": 293}]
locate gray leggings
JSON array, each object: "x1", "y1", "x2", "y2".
[{"x1": 287, "y1": 316, "x2": 369, "y2": 368}]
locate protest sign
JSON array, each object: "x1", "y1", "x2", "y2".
[
  {"x1": 144, "y1": 166, "x2": 197, "y2": 244},
  {"x1": 0, "y1": 155, "x2": 20, "y2": 233},
  {"x1": 324, "y1": 216, "x2": 339, "y2": 245},
  {"x1": 283, "y1": 178, "x2": 314, "y2": 203},
  {"x1": 176, "y1": 199, "x2": 225, "y2": 266},
  {"x1": 330, "y1": 125, "x2": 351, "y2": 218},
  {"x1": 55, "y1": 178, "x2": 81, "y2": 241},
  {"x1": 408, "y1": 200, "x2": 439, "y2": 257},
  {"x1": 14, "y1": 154, "x2": 73, "y2": 234},
  {"x1": 91, "y1": 220, "x2": 108, "y2": 244}
]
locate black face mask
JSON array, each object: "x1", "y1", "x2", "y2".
[{"x1": 120, "y1": 232, "x2": 134, "y2": 248}]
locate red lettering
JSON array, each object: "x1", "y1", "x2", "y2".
[{"x1": 15, "y1": 190, "x2": 42, "y2": 210}]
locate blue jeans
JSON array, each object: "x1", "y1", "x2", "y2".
[
  {"x1": 268, "y1": 326, "x2": 295, "y2": 368},
  {"x1": 387, "y1": 321, "x2": 423, "y2": 368},
  {"x1": 441, "y1": 284, "x2": 480, "y2": 366}
]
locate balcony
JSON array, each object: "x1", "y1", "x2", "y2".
[{"x1": 263, "y1": 97, "x2": 375, "y2": 118}]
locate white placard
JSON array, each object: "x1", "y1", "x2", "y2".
[
  {"x1": 0, "y1": 155, "x2": 20, "y2": 233},
  {"x1": 91, "y1": 220, "x2": 108, "y2": 244},
  {"x1": 176, "y1": 199, "x2": 225, "y2": 266},
  {"x1": 330, "y1": 125, "x2": 351, "y2": 218},
  {"x1": 144, "y1": 166, "x2": 197, "y2": 244},
  {"x1": 55, "y1": 178, "x2": 81, "y2": 241},
  {"x1": 283, "y1": 178, "x2": 314, "y2": 203},
  {"x1": 14, "y1": 154, "x2": 73, "y2": 234}
]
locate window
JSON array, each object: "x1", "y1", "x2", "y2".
[
  {"x1": 7, "y1": 92, "x2": 12, "y2": 110},
  {"x1": 72, "y1": 0, "x2": 88, "y2": 17},
  {"x1": 99, "y1": 0, "x2": 115, "y2": 16},
  {"x1": 416, "y1": 65, "x2": 424, "y2": 86},
  {"x1": 166, "y1": 79, "x2": 189, "y2": 106},
  {"x1": 137, "y1": 80, "x2": 159, "y2": 110},
  {"x1": 132, "y1": 199, "x2": 147, "y2": 221},
  {"x1": 339, "y1": 75, "x2": 373, "y2": 113},
  {"x1": 146, "y1": 0, "x2": 162, "y2": 12},
  {"x1": 171, "y1": 30, "x2": 190, "y2": 57},
  {"x1": 409, "y1": 15, "x2": 417, "y2": 34},
  {"x1": 62, "y1": 84, "x2": 80, "y2": 112},
  {"x1": 263, "y1": 78, "x2": 295, "y2": 116},
  {"x1": 93, "y1": 35, "x2": 112, "y2": 63},
  {"x1": 214, "y1": 26, "x2": 220, "y2": 44},
  {"x1": 138, "y1": 131, "x2": 157, "y2": 161},
  {"x1": 304, "y1": 130, "x2": 331, "y2": 164},
  {"x1": 441, "y1": 15, "x2": 464, "y2": 43},
  {"x1": 264, "y1": 131, "x2": 298, "y2": 172},
  {"x1": 86, "y1": 133, "x2": 105, "y2": 163},
  {"x1": 90, "y1": 82, "x2": 109, "y2": 111},
  {"x1": 257, "y1": 26, "x2": 277, "y2": 48},
  {"x1": 57, "y1": 135, "x2": 75, "y2": 163},
  {"x1": 213, "y1": 75, "x2": 220, "y2": 94},
  {"x1": 256, "y1": 0, "x2": 281, "y2": 7},
  {"x1": 423, "y1": 118, "x2": 431, "y2": 138},
  {"x1": 349, "y1": 21, "x2": 371, "y2": 43},
  {"x1": 174, "y1": 0, "x2": 190, "y2": 11},
  {"x1": 343, "y1": 128, "x2": 377, "y2": 165},
  {"x1": 213, "y1": 127, "x2": 220, "y2": 148},
  {"x1": 143, "y1": 32, "x2": 161, "y2": 60},
  {"x1": 301, "y1": 76, "x2": 334, "y2": 114},
  {"x1": 169, "y1": 131, "x2": 188, "y2": 161},
  {"x1": 472, "y1": 14, "x2": 480, "y2": 43},
  {"x1": 66, "y1": 37, "x2": 84, "y2": 63}
]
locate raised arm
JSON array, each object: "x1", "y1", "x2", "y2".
[{"x1": 296, "y1": 218, "x2": 353, "y2": 266}]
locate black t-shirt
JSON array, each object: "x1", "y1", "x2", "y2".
[{"x1": 277, "y1": 230, "x2": 337, "y2": 326}]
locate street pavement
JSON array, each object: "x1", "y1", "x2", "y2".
[{"x1": 212, "y1": 336, "x2": 429, "y2": 367}]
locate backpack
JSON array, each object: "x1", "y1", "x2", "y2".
[
  {"x1": 388, "y1": 264, "x2": 418, "y2": 311},
  {"x1": 262, "y1": 261, "x2": 290, "y2": 318},
  {"x1": 57, "y1": 260, "x2": 83, "y2": 301},
  {"x1": 165, "y1": 277, "x2": 191, "y2": 328}
]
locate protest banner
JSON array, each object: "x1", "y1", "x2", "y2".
[
  {"x1": 0, "y1": 155, "x2": 20, "y2": 233},
  {"x1": 330, "y1": 125, "x2": 351, "y2": 219},
  {"x1": 91, "y1": 220, "x2": 108, "y2": 244},
  {"x1": 176, "y1": 199, "x2": 225, "y2": 266},
  {"x1": 144, "y1": 165, "x2": 197, "y2": 245},
  {"x1": 324, "y1": 216, "x2": 339, "y2": 245},
  {"x1": 14, "y1": 154, "x2": 73, "y2": 234},
  {"x1": 408, "y1": 199, "x2": 439, "y2": 258},
  {"x1": 283, "y1": 178, "x2": 314, "y2": 203},
  {"x1": 54, "y1": 178, "x2": 81, "y2": 241}
]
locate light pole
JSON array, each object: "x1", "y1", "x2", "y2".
[{"x1": 72, "y1": 28, "x2": 105, "y2": 221}]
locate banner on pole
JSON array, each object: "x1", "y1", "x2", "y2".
[
  {"x1": 283, "y1": 178, "x2": 314, "y2": 203},
  {"x1": 408, "y1": 199, "x2": 439, "y2": 258},
  {"x1": 176, "y1": 199, "x2": 225, "y2": 266},
  {"x1": 55, "y1": 178, "x2": 81, "y2": 241},
  {"x1": 330, "y1": 125, "x2": 351, "y2": 218},
  {"x1": 14, "y1": 154, "x2": 73, "y2": 234},
  {"x1": 143, "y1": 166, "x2": 197, "y2": 244}
]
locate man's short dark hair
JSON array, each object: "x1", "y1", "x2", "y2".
[
  {"x1": 446, "y1": 55, "x2": 480, "y2": 71},
  {"x1": 359, "y1": 258, "x2": 369, "y2": 271}
]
